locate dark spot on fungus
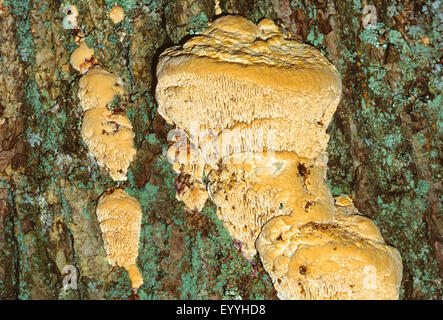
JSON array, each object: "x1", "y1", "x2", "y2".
[
  {"x1": 304, "y1": 200, "x2": 313, "y2": 210},
  {"x1": 299, "y1": 265, "x2": 307, "y2": 276},
  {"x1": 297, "y1": 280, "x2": 305, "y2": 294},
  {"x1": 297, "y1": 162, "x2": 310, "y2": 177}
]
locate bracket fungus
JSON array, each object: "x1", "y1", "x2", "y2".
[
  {"x1": 155, "y1": 15, "x2": 402, "y2": 299},
  {"x1": 70, "y1": 43, "x2": 96, "y2": 74},
  {"x1": 167, "y1": 130, "x2": 208, "y2": 212},
  {"x1": 78, "y1": 67, "x2": 124, "y2": 111},
  {"x1": 256, "y1": 205, "x2": 403, "y2": 300},
  {"x1": 68, "y1": 13, "x2": 143, "y2": 292},
  {"x1": 70, "y1": 46, "x2": 135, "y2": 181},
  {"x1": 96, "y1": 188, "x2": 143, "y2": 289},
  {"x1": 109, "y1": 4, "x2": 125, "y2": 24},
  {"x1": 81, "y1": 105, "x2": 136, "y2": 181},
  {"x1": 155, "y1": 15, "x2": 340, "y2": 258}
]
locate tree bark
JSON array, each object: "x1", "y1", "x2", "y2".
[{"x1": 0, "y1": 0, "x2": 441, "y2": 299}]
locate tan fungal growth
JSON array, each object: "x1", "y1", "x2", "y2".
[
  {"x1": 109, "y1": 4, "x2": 125, "y2": 24},
  {"x1": 334, "y1": 195, "x2": 358, "y2": 212},
  {"x1": 155, "y1": 15, "x2": 402, "y2": 299},
  {"x1": 167, "y1": 130, "x2": 208, "y2": 212},
  {"x1": 256, "y1": 208, "x2": 403, "y2": 300},
  {"x1": 68, "y1": 11, "x2": 143, "y2": 292},
  {"x1": 206, "y1": 151, "x2": 334, "y2": 258},
  {"x1": 177, "y1": 178, "x2": 208, "y2": 212},
  {"x1": 155, "y1": 15, "x2": 340, "y2": 258},
  {"x1": 167, "y1": 130, "x2": 206, "y2": 180},
  {"x1": 81, "y1": 106, "x2": 136, "y2": 181},
  {"x1": 70, "y1": 43, "x2": 96, "y2": 74},
  {"x1": 96, "y1": 189, "x2": 143, "y2": 289},
  {"x1": 70, "y1": 53, "x2": 134, "y2": 180},
  {"x1": 78, "y1": 67, "x2": 124, "y2": 111},
  {"x1": 156, "y1": 15, "x2": 341, "y2": 164}
]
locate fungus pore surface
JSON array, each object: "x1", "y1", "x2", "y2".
[
  {"x1": 96, "y1": 189, "x2": 143, "y2": 289},
  {"x1": 155, "y1": 15, "x2": 340, "y2": 258},
  {"x1": 155, "y1": 15, "x2": 402, "y2": 299},
  {"x1": 70, "y1": 59, "x2": 135, "y2": 181},
  {"x1": 69, "y1": 36, "x2": 143, "y2": 291},
  {"x1": 256, "y1": 204, "x2": 403, "y2": 300}
]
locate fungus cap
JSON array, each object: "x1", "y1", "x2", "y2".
[
  {"x1": 109, "y1": 5, "x2": 125, "y2": 24},
  {"x1": 96, "y1": 188, "x2": 143, "y2": 289},
  {"x1": 70, "y1": 43, "x2": 95, "y2": 74},
  {"x1": 177, "y1": 181, "x2": 208, "y2": 212},
  {"x1": 206, "y1": 151, "x2": 334, "y2": 258},
  {"x1": 256, "y1": 208, "x2": 403, "y2": 300},
  {"x1": 155, "y1": 15, "x2": 342, "y2": 162},
  {"x1": 81, "y1": 107, "x2": 136, "y2": 181},
  {"x1": 78, "y1": 67, "x2": 124, "y2": 111}
]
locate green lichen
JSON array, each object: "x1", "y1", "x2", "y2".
[{"x1": 186, "y1": 12, "x2": 209, "y2": 35}]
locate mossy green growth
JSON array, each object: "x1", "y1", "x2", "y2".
[{"x1": 186, "y1": 12, "x2": 209, "y2": 35}]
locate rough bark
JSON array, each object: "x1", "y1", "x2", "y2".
[{"x1": 0, "y1": 0, "x2": 441, "y2": 299}]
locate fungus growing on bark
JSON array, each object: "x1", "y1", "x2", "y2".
[
  {"x1": 167, "y1": 131, "x2": 208, "y2": 212},
  {"x1": 256, "y1": 208, "x2": 403, "y2": 300},
  {"x1": 70, "y1": 47, "x2": 135, "y2": 181},
  {"x1": 206, "y1": 151, "x2": 334, "y2": 258},
  {"x1": 78, "y1": 67, "x2": 124, "y2": 111},
  {"x1": 109, "y1": 4, "x2": 125, "y2": 24},
  {"x1": 155, "y1": 15, "x2": 402, "y2": 299},
  {"x1": 96, "y1": 188, "x2": 143, "y2": 289},
  {"x1": 156, "y1": 15, "x2": 341, "y2": 165},
  {"x1": 68, "y1": 10, "x2": 143, "y2": 294},
  {"x1": 81, "y1": 107, "x2": 136, "y2": 181},
  {"x1": 70, "y1": 43, "x2": 96, "y2": 74},
  {"x1": 155, "y1": 15, "x2": 340, "y2": 258}
]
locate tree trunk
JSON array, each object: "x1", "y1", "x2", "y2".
[{"x1": 0, "y1": 0, "x2": 441, "y2": 299}]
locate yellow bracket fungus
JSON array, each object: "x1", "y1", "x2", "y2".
[
  {"x1": 78, "y1": 67, "x2": 124, "y2": 111},
  {"x1": 68, "y1": 11, "x2": 143, "y2": 292},
  {"x1": 155, "y1": 15, "x2": 340, "y2": 258},
  {"x1": 70, "y1": 54, "x2": 135, "y2": 180},
  {"x1": 70, "y1": 43, "x2": 96, "y2": 75},
  {"x1": 256, "y1": 206, "x2": 403, "y2": 300},
  {"x1": 156, "y1": 15, "x2": 341, "y2": 165},
  {"x1": 109, "y1": 4, "x2": 125, "y2": 24},
  {"x1": 167, "y1": 131, "x2": 208, "y2": 212},
  {"x1": 96, "y1": 188, "x2": 143, "y2": 289},
  {"x1": 81, "y1": 106, "x2": 136, "y2": 181},
  {"x1": 206, "y1": 151, "x2": 334, "y2": 258},
  {"x1": 155, "y1": 15, "x2": 402, "y2": 299}
]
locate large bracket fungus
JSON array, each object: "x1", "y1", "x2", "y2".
[
  {"x1": 156, "y1": 15, "x2": 339, "y2": 258},
  {"x1": 155, "y1": 15, "x2": 402, "y2": 299}
]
